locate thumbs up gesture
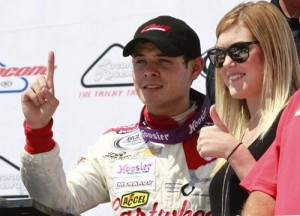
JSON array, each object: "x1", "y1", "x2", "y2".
[{"x1": 197, "y1": 105, "x2": 240, "y2": 159}]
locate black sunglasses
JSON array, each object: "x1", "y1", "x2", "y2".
[{"x1": 207, "y1": 41, "x2": 260, "y2": 68}]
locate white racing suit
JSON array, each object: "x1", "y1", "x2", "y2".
[{"x1": 21, "y1": 89, "x2": 216, "y2": 216}]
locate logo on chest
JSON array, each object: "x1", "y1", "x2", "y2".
[{"x1": 121, "y1": 191, "x2": 149, "y2": 208}]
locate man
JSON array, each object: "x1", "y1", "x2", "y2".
[{"x1": 20, "y1": 15, "x2": 215, "y2": 215}]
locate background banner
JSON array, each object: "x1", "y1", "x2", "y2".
[{"x1": 0, "y1": 0, "x2": 261, "y2": 215}]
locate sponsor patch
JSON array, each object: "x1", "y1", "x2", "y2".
[
  {"x1": 121, "y1": 191, "x2": 149, "y2": 208},
  {"x1": 103, "y1": 152, "x2": 131, "y2": 160},
  {"x1": 114, "y1": 176, "x2": 155, "y2": 193},
  {"x1": 114, "y1": 158, "x2": 155, "y2": 177},
  {"x1": 114, "y1": 130, "x2": 146, "y2": 151}
]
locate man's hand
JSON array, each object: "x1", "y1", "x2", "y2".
[{"x1": 21, "y1": 51, "x2": 59, "y2": 129}]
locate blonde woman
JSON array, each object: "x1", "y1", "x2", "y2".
[{"x1": 198, "y1": 1, "x2": 300, "y2": 215}]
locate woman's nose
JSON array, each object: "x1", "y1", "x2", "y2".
[{"x1": 222, "y1": 55, "x2": 235, "y2": 68}]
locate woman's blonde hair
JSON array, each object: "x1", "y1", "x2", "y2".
[{"x1": 215, "y1": 1, "x2": 300, "y2": 140}]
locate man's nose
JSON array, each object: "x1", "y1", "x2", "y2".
[{"x1": 144, "y1": 62, "x2": 159, "y2": 77}]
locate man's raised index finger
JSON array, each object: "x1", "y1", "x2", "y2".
[{"x1": 46, "y1": 51, "x2": 55, "y2": 93}]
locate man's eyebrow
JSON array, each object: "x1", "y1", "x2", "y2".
[{"x1": 132, "y1": 52, "x2": 144, "y2": 57}]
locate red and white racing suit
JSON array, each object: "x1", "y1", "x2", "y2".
[{"x1": 21, "y1": 89, "x2": 216, "y2": 216}]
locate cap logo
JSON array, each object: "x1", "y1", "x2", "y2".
[{"x1": 140, "y1": 23, "x2": 172, "y2": 33}]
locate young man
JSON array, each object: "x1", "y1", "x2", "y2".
[{"x1": 20, "y1": 15, "x2": 215, "y2": 215}]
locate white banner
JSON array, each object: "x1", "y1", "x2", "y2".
[{"x1": 0, "y1": 0, "x2": 261, "y2": 215}]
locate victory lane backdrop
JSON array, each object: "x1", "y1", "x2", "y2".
[{"x1": 0, "y1": 0, "x2": 261, "y2": 215}]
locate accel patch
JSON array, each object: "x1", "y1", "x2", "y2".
[{"x1": 121, "y1": 191, "x2": 149, "y2": 208}]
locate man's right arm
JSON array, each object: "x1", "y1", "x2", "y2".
[
  {"x1": 20, "y1": 51, "x2": 109, "y2": 214},
  {"x1": 241, "y1": 191, "x2": 275, "y2": 216}
]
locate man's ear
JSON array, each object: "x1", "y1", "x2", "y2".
[{"x1": 191, "y1": 57, "x2": 204, "y2": 76}]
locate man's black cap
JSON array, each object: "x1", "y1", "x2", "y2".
[{"x1": 123, "y1": 15, "x2": 201, "y2": 58}]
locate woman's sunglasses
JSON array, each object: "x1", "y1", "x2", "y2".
[{"x1": 207, "y1": 41, "x2": 260, "y2": 68}]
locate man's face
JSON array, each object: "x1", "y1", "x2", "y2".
[{"x1": 131, "y1": 41, "x2": 199, "y2": 116}]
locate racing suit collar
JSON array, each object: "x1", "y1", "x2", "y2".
[{"x1": 138, "y1": 89, "x2": 211, "y2": 144}]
